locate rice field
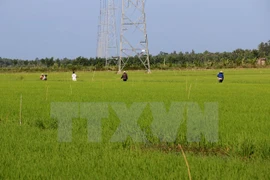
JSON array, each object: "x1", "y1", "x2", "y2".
[{"x1": 0, "y1": 69, "x2": 270, "y2": 179}]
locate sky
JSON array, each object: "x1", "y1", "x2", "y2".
[{"x1": 0, "y1": 0, "x2": 269, "y2": 60}]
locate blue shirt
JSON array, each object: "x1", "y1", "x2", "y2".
[{"x1": 217, "y1": 72, "x2": 224, "y2": 79}]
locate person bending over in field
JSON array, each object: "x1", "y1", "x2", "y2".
[
  {"x1": 121, "y1": 71, "x2": 128, "y2": 81},
  {"x1": 217, "y1": 71, "x2": 224, "y2": 83},
  {"x1": 72, "y1": 72, "x2": 77, "y2": 81}
]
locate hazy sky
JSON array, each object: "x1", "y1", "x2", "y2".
[{"x1": 0, "y1": 0, "x2": 269, "y2": 59}]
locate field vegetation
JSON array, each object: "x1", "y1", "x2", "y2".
[{"x1": 0, "y1": 69, "x2": 270, "y2": 179}]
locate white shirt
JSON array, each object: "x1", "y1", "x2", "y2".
[{"x1": 72, "y1": 73, "x2": 77, "y2": 81}]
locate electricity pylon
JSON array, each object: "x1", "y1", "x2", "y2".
[
  {"x1": 106, "y1": 0, "x2": 119, "y2": 65},
  {"x1": 96, "y1": 0, "x2": 106, "y2": 59},
  {"x1": 118, "y1": 0, "x2": 150, "y2": 73},
  {"x1": 96, "y1": 0, "x2": 118, "y2": 66}
]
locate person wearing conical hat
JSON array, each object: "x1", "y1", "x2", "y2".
[{"x1": 217, "y1": 71, "x2": 224, "y2": 83}]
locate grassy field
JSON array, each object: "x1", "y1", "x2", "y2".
[{"x1": 0, "y1": 69, "x2": 270, "y2": 179}]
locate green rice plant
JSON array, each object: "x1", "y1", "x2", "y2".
[{"x1": 0, "y1": 69, "x2": 270, "y2": 179}]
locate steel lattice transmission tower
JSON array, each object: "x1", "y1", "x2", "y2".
[
  {"x1": 96, "y1": 0, "x2": 106, "y2": 59},
  {"x1": 118, "y1": 0, "x2": 150, "y2": 73},
  {"x1": 96, "y1": 0, "x2": 118, "y2": 66}
]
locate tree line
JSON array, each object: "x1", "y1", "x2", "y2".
[{"x1": 1, "y1": 40, "x2": 269, "y2": 71}]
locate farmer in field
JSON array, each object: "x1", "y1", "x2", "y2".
[
  {"x1": 72, "y1": 72, "x2": 77, "y2": 81},
  {"x1": 217, "y1": 71, "x2": 224, "y2": 83},
  {"x1": 121, "y1": 71, "x2": 128, "y2": 81}
]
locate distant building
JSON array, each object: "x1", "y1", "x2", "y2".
[{"x1": 257, "y1": 58, "x2": 266, "y2": 66}]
